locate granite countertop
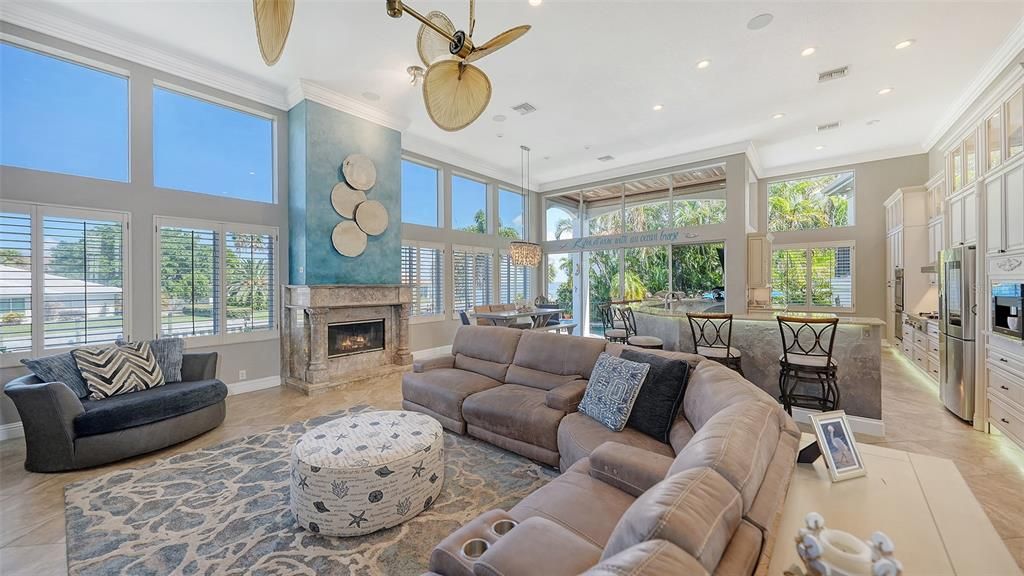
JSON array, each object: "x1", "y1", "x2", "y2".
[{"x1": 634, "y1": 305, "x2": 886, "y2": 326}]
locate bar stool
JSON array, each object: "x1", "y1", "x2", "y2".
[
  {"x1": 777, "y1": 315, "x2": 840, "y2": 415},
  {"x1": 600, "y1": 304, "x2": 628, "y2": 343},
  {"x1": 686, "y1": 312, "x2": 743, "y2": 375},
  {"x1": 618, "y1": 306, "x2": 664, "y2": 350}
]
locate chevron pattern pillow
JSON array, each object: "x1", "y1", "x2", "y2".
[{"x1": 72, "y1": 341, "x2": 167, "y2": 400}]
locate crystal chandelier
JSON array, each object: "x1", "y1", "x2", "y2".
[{"x1": 508, "y1": 145, "x2": 541, "y2": 268}]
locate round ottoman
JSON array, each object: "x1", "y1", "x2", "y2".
[{"x1": 289, "y1": 410, "x2": 444, "y2": 536}]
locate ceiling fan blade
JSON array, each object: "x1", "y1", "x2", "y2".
[
  {"x1": 252, "y1": 0, "x2": 295, "y2": 66},
  {"x1": 465, "y1": 25, "x2": 530, "y2": 63},
  {"x1": 469, "y1": 0, "x2": 476, "y2": 38},
  {"x1": 417, "y1": 11, "x2": 457, "y2": 66},
  {"x1": 422, "y1": 60, "x2": 492, "y2": 132}
]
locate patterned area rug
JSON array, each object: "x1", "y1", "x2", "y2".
[{"x1": 64, "y1": 405, "x2": 557, "y2": 576}]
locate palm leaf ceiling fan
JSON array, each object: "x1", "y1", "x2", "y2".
[{"x1": 388, "y1": 0, "x2": 530, "y2": 131}]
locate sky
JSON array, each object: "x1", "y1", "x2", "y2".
[
  {"x1": 402, "y1": 160, "x2": 525, "y2": 238},
  {"x1": 1, "y1": 42, "x2": 273, "y2": 202}
]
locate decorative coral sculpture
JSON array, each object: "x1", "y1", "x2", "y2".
[{"x1": 785, "y1": 512, "x2": 903, "y2": 576}]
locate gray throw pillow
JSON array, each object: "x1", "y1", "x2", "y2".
[
  {"x1": 73, "y1": 341, "x2": 166, "y2": 400},
  {"x1": 579, "y1": 352, "x2": 651, "y2": 431},
  {"x1": 117, "y1": 337, "x2": 184, "y2": 383},
  {"x1": 20, "y1": 353, "x2": 90, "y2": 399}
]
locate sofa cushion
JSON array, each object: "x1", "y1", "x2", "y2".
[
  {"x1": 453, "y1": 354, "x2": 512, "y2": 382},
  {"x1": 669, "y1": 401, "x2": 781, "y2": 515},
  {"x1": 584, "y1": 540, "x2": 709, "y2": 576},
  {"x1": 669, "y1": 415, "x2": 696, "y2": 454},
  {"x1": 452, "y1": 325, "x2": 522, "y2": 365},
  {"x1": 118, "y1": 337, "x2": 185, "y2": 383},
  {"x1": 604, "y1": 344, "x2": 704, "y2": 371},
  {"x1": 558, "y1": 412, "x2": 675, "y2": 470},
  {"x1": 602, "y1": 467, "x2": 742, "y2": 574},
  {"x1": 462, "y1": 384, "x2": 565, "y2": 452},
  {"x1": 620, "y1": 349, "x2": 689, "y2": 443},
  {"x1": 21, "y1": 351, "x2": 90, "y2": 399},
  {"x1": 579, "y1": 353, "x2": 650, "y2": 431},
  {"x1": 505, "y1": 364, "x2": 581, "y2": 391},
  {"x1": 512, "y1": 330, "x2": 608, "y2": 380},
  {"x1": 73, "y1": 342, "x2": 166, "y2": 400},
  {"x1": 402, "y1": 368, "x2": 502, "y2": 427},
  {"x1": 683, "y1": 360, "x2": 775, "y2": 431},
  {"x1": 74, "y1": 379, "x2": 227, "y2": 437},
  {"x1": 510, "y1": 458, "x2": 637, "y2": 548}
]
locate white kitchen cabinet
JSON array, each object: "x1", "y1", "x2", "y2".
[
  {"x1": 950, "y1": 196, "x2": 964, "y2": 246},
  {"x1": 1005, "y1": 163, "x2": 1024, "y2": 252},
  {"x1": 963, "y1": 190, "x2": 978, "y2": 245},
  {"x1": 746, "y1": 235, "x2": 771, "y2": 288},
  {"x1": 985, "y1": 177, "x2": 1004, "y2": 255},
  {"x1": 927, "y1": 219, "x2": 943, "y2": 264}
]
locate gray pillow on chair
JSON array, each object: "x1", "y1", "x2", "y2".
[
  {"x1": 117, "y1": 337, "x2": 185, "y2": 383},
  {"x1": 21, "y1": 352, "x2": 91, "y2": 399},
  {"x1": 579, "y1": 352, "x2": 651, "y2": 431}
]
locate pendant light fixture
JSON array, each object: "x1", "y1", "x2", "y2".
[{"x1": 508, "y1": 145, "x2": 542, "y2": 268}]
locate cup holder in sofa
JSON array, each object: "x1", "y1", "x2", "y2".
[
  {"x1": 461, "y1": 538, "x2": 490, "y2": 560},
  {"x1": 490, "y1": 519, "x2": 517, "y2": 536}
]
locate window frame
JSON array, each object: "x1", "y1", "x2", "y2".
[
  {"x1": 400, "y1": 156, "x2": 443, "y2": 228},
  {"x1": 771, "y1": 240, "x2": 856, "y2": 313},
  {"x1": 401, "y1": 240, "x2": 446, "y2": 324},
  {"x1": 450, "y1": 172, "x2": 491, "y2": 234},
  {"x1": 0, "y1": 200, "x2": 132, "y2": 367},
  {"x1": 766, "y1": 170, "x2": 856, "y2": 233},
  {"x1": 153, "y1": 215, "x2": 279, "y2": 347},
  {"x1": 151, "y1": 80, "x2": 278, "y2": 204}
]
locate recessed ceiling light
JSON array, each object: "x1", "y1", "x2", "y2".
[
  {"x1": 894, "y1": 39, "x2": 915, "y2": 50},
  {"x1": 866, "y1": 119, "x2": 881, "y2": 126},
  {"x1": 492, "y1": 114, "x2": 507, "y2": 122},
  {"x1": 696, "y1": 59, "x2": 711, "y2": 69},
  {"x1": 543, "y1": 156, "x2": 551, "y2": 160},
  {"x1": 361, "y1": 91, "x2": 380, "y2": 101},
  {"x1": 584, "y1": 144, "x2": 591, "y2": 150},
  {"x1": 772, "y1": 112, "x2": 786, "y2": 120},
  {"x1": 801, "y1": 47, "x2": 816, "y2": 57},
  {"x1": 877, "y1": 87, "x2": 893, "y2": 95},
  {"x1": 497, "y1": 133, "x2": 504, "y2": 138},
  {"x1": 529, "y1": 0, "x2": 542, "y2": 5},
  {"x1": 747, "y1": 13, "x2": 774, "y2": 30},
  {"x1": 652, "y1": 104, "x2": 664, "y2": 111},
  {"x1": 815, "y1": 145, "x2": 825, "y2": 150}
]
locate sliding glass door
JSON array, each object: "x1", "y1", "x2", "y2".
[{"x1": 585, "y1": 250, "x2": 620, "y2": 337}]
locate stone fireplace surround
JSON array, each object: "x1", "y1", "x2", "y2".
[{"x1": 281, "y1": 284, "x2": 412, "y2": 394}]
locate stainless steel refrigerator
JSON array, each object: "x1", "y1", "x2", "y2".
[{"x1": 938, "y1": 245, "x2": 977, "y2": 421}]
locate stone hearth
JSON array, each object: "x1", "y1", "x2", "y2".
[{"x1": 281, "y1": 285, "x2": 412, "y2": 394}]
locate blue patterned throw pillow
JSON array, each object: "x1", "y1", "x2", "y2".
[
  {"x1": 579, "y1": 352, "x2": 651, "y2": 431},
  {"x1": 21, "y1": 352, "x2": 91, "y2": 399}
]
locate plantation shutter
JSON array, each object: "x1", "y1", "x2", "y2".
[
  {"x1": 225, "y1": 231, "x2": 275, "y2": 333},
  {"x1": 158, "y1": 225, "x2": 219, "y2": 337},
  {"x1": 453, "y1": 247, "x2": 493, "y2": 314},
  {"x1": 810, "y1": 246, "x2": 853, "y2": 308},
  {"x1": 401, "y1": 244, "x2": 443, "y2": 318},
  {"x1": 0, "y1": 210, "x2": 33, "y2": 353},
  {"x1": 499, "y1": 253, "x2": 531, "y2": 304},
  {"x1": 771, "y1": 248, "x2": 807, "y2": 307},
  {"x1": 42, "y1": 214, "x2": 126, "y2": 347}
]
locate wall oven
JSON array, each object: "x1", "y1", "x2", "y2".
[{"x1": 992, "y1": 282, "x2": 1024, "y2": 340}]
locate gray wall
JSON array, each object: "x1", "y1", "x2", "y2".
[
  {"x1": 758, "y1": 154, "x2": 929, "y2": 322},
  {"x1": 0, "y1": 23, "x2": 289, "y2": 427}
]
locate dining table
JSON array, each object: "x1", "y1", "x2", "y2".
[{"x1": 471, "y1": 308, "x2": 567, "y2": 329}]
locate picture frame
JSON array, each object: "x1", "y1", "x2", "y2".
[{"x1": 809, "y1": 410, "x2": 866, "y2": 482}]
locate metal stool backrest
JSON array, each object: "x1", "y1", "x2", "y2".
[
  {"x1": 687, "y1": 312, "x2": 735, "y2": 357},
  {"x1": 597, "y1": 303, "x2": 615, "y2": 335},
  {"x1": 777, "y1": 315, "x2": 839, "y2": 367},
  {"x1": 615, "y1": 306, "x2": 639, "y2": 337},
  {"x1": 459, "y1": 310, "x2": 472, "y2": 325}
]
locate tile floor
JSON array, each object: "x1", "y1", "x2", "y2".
[{"x1": 0, "y1": 347, "x2": 1021, "y2": 575}]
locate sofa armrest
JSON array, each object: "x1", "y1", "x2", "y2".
[
  {"x1": 414, "y1": 355, "x2": 455, "y2": 373},
  {"x1": 582, "y1": 540, "x2": 709, "y2": 576},
  {"x1": 473, "y1": 517, "x2": 602, "y2": 576},
  {"x1": 588, "y1": 441, "x2": 674, "y2": 497},
  {"x1": 545, "y1": 379, "x2": 588, "y2": 412},
  {"x1": 181, "y1": 352, "x2": 218, "y2": 381},
  {"x1": 3, "y1": 375, "x2": 85, "y2": 472}
]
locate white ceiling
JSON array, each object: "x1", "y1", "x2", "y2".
[{"x1": 4, "y1": 1, "x2": 1024, "y2": 188}]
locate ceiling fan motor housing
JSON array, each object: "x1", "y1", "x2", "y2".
[{"x1": 449, "y1": 30, "x2": 474, "y2": 59}]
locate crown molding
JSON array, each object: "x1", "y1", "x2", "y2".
[
  {"x1": 402, "y1": 131, "x2": 522, "y2": 186},
  {"x1": 1, "y1": 2, "x2": 290, "y2": 110},
  {"x1": 924, "y1": 18, "x2": 1024, "y2": 152},
  {"x1": 286, "y1": 80, "x2": 408, "y2": 132},
  {"x1": 759, "y1": 144, "x2": 926, "y2": 180}
]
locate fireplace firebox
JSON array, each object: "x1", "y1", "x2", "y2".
[{"x1": 328, "y1": 319, "x2": 385, "y2": 358}]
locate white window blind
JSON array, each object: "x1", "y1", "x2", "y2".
[
  {"x1": 0, "y1": 210, "x2": 33, "y2": 353},
  {"x1": 401, "y1": 243, "x2": 443, "y2": 318},
  {"x1": 159, "y1": 225, "x2": 219, "y2": 337},
  {"x1": 499, "y1": 253, "x2": 532, "y2": 304},
  {"x1": 42, "y1": 214, "x2": 126, "y2": 348},
  {"x1": 772, "y1": 244, "x2": 854, "y2": 310},
  {"x1": 452, "y1": 247, "x2": 493, "y2": 314},
  {"x1": 225, "y1": 231, "x2": 275, "y2": 333},
  {"x1": 771, "y1": 248, "x2": 807, "y2": 307},
  {"x1": 811, "y1": 247, "x2": 853, "y2": 308}
]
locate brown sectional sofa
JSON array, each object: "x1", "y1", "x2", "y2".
[{"x1": 402, "y1": 326, "x2": 799, "y2": 576}]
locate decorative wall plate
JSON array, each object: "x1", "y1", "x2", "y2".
[
  {"x1": 342, "y1": 154, "x2": 376, "y2": 191},
  {"x1": 331, "y1": 221, "x2": 367, "y2": 257},
  {"x1": 330, "y1": 182, "x2": 367, "y2": 219},
  {"x1": 354, "y1": 200, "x2": 389, "y2": 236}
]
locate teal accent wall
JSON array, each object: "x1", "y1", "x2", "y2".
[{"x1": 288, "y1": 100, "x2": 401, "y2": 285}]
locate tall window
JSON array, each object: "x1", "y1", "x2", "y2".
[
  {"x1": 452, "y1": 247, "x2": 492, "y2": 314},
  {"x1": 402, "y1": 159, "x2": 439, "y2": 227},
  {"x1": 772, "y1": 244, "x2": 855, "y2": 311},
  {"x1": 768, "y1": 171, "x2": 855, "y2": 232},
  {"x1": 452, "y1": 176, "x2": 488, "y2": 233},
  {"x1": 401, "y1": 243, "x2": 443, "y2": 319},
  {"x1": 0, "y1": 42, "x2": 129, "y2": 182},
  {"x1": 670, "y1": 242, "x2": 726, "y2": 310},
  {"x1": 499, "y1": 253, "x2": 532, "y2": 304},
  {"x1": 153, "y1": 86, "x2": 274, "y2": 203},
  {"x1": 498, "y1": 188, "x2": 525, "y2": 239},
  {"x1": 156, "y1": 218, "x2": 277, "y2": 341},
  {"x1": 546, "y1": 194, "x2": 579, "y2": 241},
  {"x1": 0, "y1": 210, "x2": 33, "y2": 353}
]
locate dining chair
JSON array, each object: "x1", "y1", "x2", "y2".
[
  {"x1": 459, "y1": 310, "x2": 472, "y2": 326},
  {"x1": 776, "y1": 315, "x2": 840, "y2": 415}
]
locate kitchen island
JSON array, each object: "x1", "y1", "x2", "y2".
[{"x1": 634, "y1": 304, "x2": 885, "y2": 421}]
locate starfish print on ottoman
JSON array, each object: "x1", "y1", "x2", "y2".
[
  {"x1": 348, "y1": 510, "x2": 367, "y2": 528},
  {"x1": 411, "y1": 461, "x2": 426, "y2": 479},
  {"x1": 378, "y1": 443, "x2": 393, "y2": 453}
]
